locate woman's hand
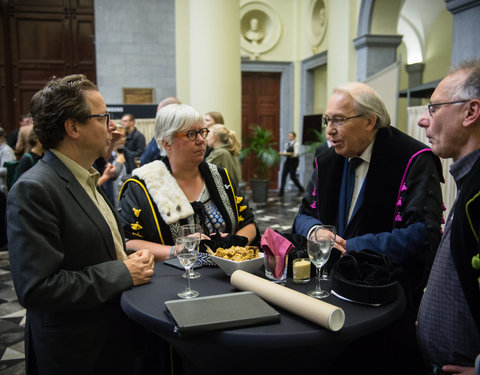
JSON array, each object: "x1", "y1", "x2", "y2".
[
  {"x1": 211, "y1": 232, "x2": 228, "y2": 238},
  {"x1": 200, "y1": 233, "x2": 211, "y2": 240}
]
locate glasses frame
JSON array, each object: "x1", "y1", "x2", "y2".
[
  {"x1": 323, "y1": 114, "x2": 363, "y2": 128},
  {"x1": 86, "y1": 113, "x2": 110, "y2": 127},
  {"x1": 427, "y1": 99, "x2": 472, "y2": 117},
  {"x1": 176, "y1": 127, "x2": 210, "y2": 141}
]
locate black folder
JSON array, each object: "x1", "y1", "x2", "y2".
[{"x1": 165, "y1": 291, "x2": 280, "y2": 334}]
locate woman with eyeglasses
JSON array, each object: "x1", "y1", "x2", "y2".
[{"x1": 118, "y1": 104, "x2": 258, "y2": 261}]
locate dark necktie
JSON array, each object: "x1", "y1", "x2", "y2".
[{"x1": 344, "y1": 157, "x2": 362, "y2": 223}]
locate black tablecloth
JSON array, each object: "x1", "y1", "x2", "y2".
[{"x1": 121, "y1": 261, "x2": 405, "y2": 375}]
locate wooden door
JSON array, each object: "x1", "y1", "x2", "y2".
[
  {"x1": 0, "y1": 1, "x2": 10, "y2": 132},
  {"x1": 0, "y1": 0, "x2": 95, "y2": 134},
  {"x1": 241, "y1": 72, "x2": 281, "y2": 189}
]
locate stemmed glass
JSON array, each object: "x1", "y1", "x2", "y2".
[
  {"x1": 180, "y1": 224, "x2": 202, "y2": 279},
  {"x1": 176, "y1": 237, "x2": 199, "y2": 298},
  {"x1": 307, "y1": 225, "x2": 336, "y2": 299},
  {"x1": 318, "y1": 225, "x2": 336, "y2": 281}
]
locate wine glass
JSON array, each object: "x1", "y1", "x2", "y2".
[
  {"x1": 176, "y1": 238, "x2": 199, "y2": 299},
  {"x1": 317, "y1": 225, "x2": 336, "y2": 281},
  {"x1": 134, "y1": 156, "x2": 141, "y2": 168},
  {"x1": 307, "y1": 226, "x2": 336, "y2": 299},
  {"x1": 180, "y1": 223, "x2": 202, "y2": 279}
]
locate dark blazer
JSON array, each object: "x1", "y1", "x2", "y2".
[
  {"x1": 295, "y1": 126, "x2": 444, "y2": 312},
  {"x1": 7, "y1": 151, "x2": 135, "y2": 375},
  {"x1": 125, "y1": 128, "x2": 146, "y2": 173}
]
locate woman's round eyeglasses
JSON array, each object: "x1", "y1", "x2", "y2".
[{"x1": 176, "y1": 128, "x2": 210, "y2": 141}]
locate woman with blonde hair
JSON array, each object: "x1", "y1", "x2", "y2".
[{"x1": 206, "y1": 124, "x2": 242, "y2": 183}]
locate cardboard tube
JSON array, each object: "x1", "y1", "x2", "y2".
[{"x1": 231, "y1": 270, "x2": 345, "y2": 332}]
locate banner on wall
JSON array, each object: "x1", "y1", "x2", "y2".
[{"x1": 363, "y1": 60, "x2": 401, "y2": 127}]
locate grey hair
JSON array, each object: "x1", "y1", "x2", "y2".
[
  {"x1": 334, "y1": 83, "x2": 391, "y2": 128},
  {"x1": 448, "y1": 59, "x2": 480, "y2": 101},
  {"x1": 154, "y1": 104, "x2": 203, "y2": 148},
  {"x1": 0, "y1": 127, "x2": 5, "y2": 138}
]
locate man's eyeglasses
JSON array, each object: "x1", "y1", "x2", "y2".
[
  {"x1": 86, "y1": 113, "x2": 110, "y2": 127},
  {"x1": 427, "y1": 99, "x2": 472, "y2": 117},
  {"x1": 323, "y1": 114, "x2": 363, "y2": 127},
  {"x1": 176, "y1": 127, "x2": 209, "y2": 141}
]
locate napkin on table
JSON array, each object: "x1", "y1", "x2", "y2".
[{"x1": 261, "y1": 228, "x2": 294, "y2": 278}]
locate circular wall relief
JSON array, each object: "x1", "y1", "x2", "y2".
[
  {"x1": 308, "y1": 0, "x2": 327, "y2": 47},
  {"x1": 240, "y1": 2, "x2": 281, "y2": 55}
]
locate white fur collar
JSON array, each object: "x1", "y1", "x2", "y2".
[{"x1": 132, "y1": 161, "x2": 194, "y2": 225}]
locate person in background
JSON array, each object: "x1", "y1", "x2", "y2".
[
  {"x1": 141, "y1": 96, "x2": 181, "y2": 165},
  {"x1": 7, "y1": 114, "x2": 31, "y2": 150},
  {"x1": 94, "y1": 119, "x2": 122, "y2": 205},
  {"x1": 0, "y1": 127, "x2": 15, "y2": 195},
  {"x1": 416, "y1": 59, "x2": 480, "y2": 375},
  {"x1": 204, "y1": 111, "x2": 224, "y2": 128},
  {"x1": 278, "y1": 131, "x2": 304, "y2": 196},
  {"x1": 16, "y1": 128, "x2": 44, "y2": 179},
  {"x1": 0, "y1": 126, "x2": 15, "y2": 249},
  {"x1": 7, "y1": 74, "x2": 154, "y2": 374},
  {"x1": 100, "y1": 128, "x2": 127, "y2": 208},
  {"x1": 14, "y1": 113, "x2": 33, "y2": 157},
  {"x1": 294, "y1": 81, "x2": 444, "y2": 374},
  {"x1": 119, "y1": 104, "x2": 258, "y2": 261},
  {"x1": 122, "y1": 113, "x2": 145, "y2": 173},
  {"x1": 204, "y1": 111, "x2": 225, "y2": 158},
  {"x1": 206, "y1": 124, "x2": 242, "y2": 183}
]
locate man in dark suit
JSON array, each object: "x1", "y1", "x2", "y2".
[
  {"x1": 122, "y1": 113, "x2": 146, "y2": 173},
  {"x1": 7, "y1": 74, "x2": 155, "y2": 375},
  {"x1": 294, "y1": 82, "x2": 444, "y2": 374}
]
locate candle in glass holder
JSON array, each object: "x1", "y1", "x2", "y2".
[{"x1": 293, "y1": 258, "x2": 311, "y2": 284}]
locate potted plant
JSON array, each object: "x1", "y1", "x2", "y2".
[
  {"x1": 304, "y1": 128, "x2": 327, "y2": 155},
  {"x1": 240, "y1": 125, "x2": 280, "y2": 204}
]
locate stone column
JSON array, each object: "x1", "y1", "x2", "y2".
[
  {"x1": 353, "y1": 34, "x2": 402, "y2": 81},
  {"x1": 405, "y1": 63, "x2": 425, "y2": 106},
  {"x1": 187, "y1": 0, "x2": 241, "y2": 135},
  {"x1": 446, "y1": 0, "x2": 480, "y2": 64}
]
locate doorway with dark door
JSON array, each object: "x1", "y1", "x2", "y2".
[
  {"x1": 0, "y1": 0, "x2": 96, "y2": 135},
  {"x1": 241, "y1": 71, "x2": 281, "y2": 190}
]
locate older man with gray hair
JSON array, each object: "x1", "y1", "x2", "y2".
[
  {"x1": 294, "y1": 82, "x2": 444, "y2": 374},
  {"x1": 417, "y1": 59, "x2": 480, "y2": 375}
]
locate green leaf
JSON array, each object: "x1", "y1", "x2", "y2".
[{"x1": 241, "y1": 125, "x2": 280, "y2": 178}]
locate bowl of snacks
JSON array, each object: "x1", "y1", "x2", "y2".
[{"x1": 207, "y1": 246, "x2": 264, "y2": 276}]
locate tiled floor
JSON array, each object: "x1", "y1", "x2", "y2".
[
  {"x1": 0, "y1": 250, "x2": 26, "y2": 375},
  {"x1": 0, "y1": 189, "x2": 302, "y2": 374}
]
